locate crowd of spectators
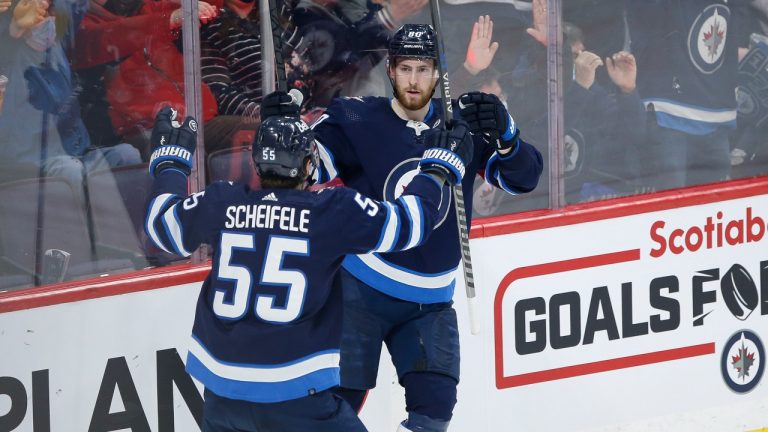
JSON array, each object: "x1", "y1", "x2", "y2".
[{"x1": 2, "y1": 0, "x2": 768, "y2": 288}]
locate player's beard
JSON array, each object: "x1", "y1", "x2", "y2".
[{"x1": 394, "y1": 83, "x2": 435, "y2": 111}]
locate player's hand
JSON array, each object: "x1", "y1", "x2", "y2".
[
  {"x1": 419, "y1": 120, "x2": 474, "y2": 185},
  {"x1": 149, "y1": 106, "x2": 198, "y2": 177},
  {"x1": 260, "y1": 90, "x2": 300, "y2": 121},
  {"x1": 458, "y1": 91, "x2": 518, "y2": 154}
]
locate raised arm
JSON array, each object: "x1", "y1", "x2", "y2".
[{"x1": 144, "y1": 107, "x2": 207, "y2": 257}]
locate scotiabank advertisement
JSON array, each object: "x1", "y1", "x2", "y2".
[{"x1": 465, "y1": 191, "x2": 768, "y2": 432}]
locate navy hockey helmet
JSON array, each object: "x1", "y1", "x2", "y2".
[
  {"x1": 253, "y1": 116, "x2": 318, "y2": 181},
  {"x1": 388, "y1": 24, "x2": 437, "y2": 61}
]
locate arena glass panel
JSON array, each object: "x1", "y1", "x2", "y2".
[
  {"x1": 432, "y1": 1, "x2": 558, "y2": 215},
  {"x1": 283, "y1": 0, "x2": 557, "y2": 216},
  {"x1": 0, "y1": 0, "x2": 209, "y2": 292},
  {"x1": 560, "y1": 0, "x2": 768, "y2": 204}
]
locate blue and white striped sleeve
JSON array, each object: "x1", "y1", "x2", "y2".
[
  {"x1": 312, "y1": 139, "x2": 340, "y2": 185},
  {"x1": 483, "y1": 135, "x2": 543, "y2": 195},
  {"x1": 145, "y1": 170, "x2": 209, "y2": 258},
  {"x1": 340, "y1": 173, "x2": 443, "y2": 255}
]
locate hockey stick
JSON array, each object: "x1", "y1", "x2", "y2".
[
  {"x1": 262, "y1": 0, "x2": 303, "y2": 103},
  {"x1": 428, "y1": 0, "x2": 479, "y2": 335},
  {"x1": 266, "y1": 0, "x2": 288, "y2": 92}
]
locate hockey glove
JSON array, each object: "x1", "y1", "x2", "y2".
[
  {"x1": 458, "y1": 91, "x2": 519, "y2": 153},
  {"x1": 419, "y1": 120, "x2": 474, "y2": 186},
  {"x1": 260, "y1": 90, "x2": 301, "y2": 121},
  {"x1": 148, "y1": 106, "x2": 198, "y2": 177}
]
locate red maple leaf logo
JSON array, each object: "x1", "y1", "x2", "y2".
[
  {"x1": 702, "y1": 14, "x2": 725, "y2": 60},
  {"x1": 731, "y1": 343, "x2": 756, "y2": 380}
]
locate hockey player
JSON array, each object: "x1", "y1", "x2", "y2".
[
  {"x1": 145, "y1": 104, "x2": 473, "y2": 431},
  {"x1": 278, "y1": 23, "x2": 544, "y2": 432}
]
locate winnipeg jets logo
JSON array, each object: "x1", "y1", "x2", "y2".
[
  {"x1": 688, "y1": 4, "x2": 730, "y2": 74},
  {"x1": 721, "y1": 330, "x2": 764, "y2": 393},
  {"x1": 563, "y1": 128, "x2": 585, "y2": 177},
  {"x1": 702, "y1": 13, "x2": 725, "y2": 60},
  {"x1": 383, "y1": 158, "x2": 452, "y2": 228}
]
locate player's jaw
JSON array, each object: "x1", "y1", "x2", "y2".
[{"x1": 394, "y1": 81, "x2": 435, "y2": 111}]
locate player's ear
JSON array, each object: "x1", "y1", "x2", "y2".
[{"x1": 387, "y1": 58, "x2": 396, "y2": 79}]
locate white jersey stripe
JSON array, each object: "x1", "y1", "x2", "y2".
[
  {"x1": 146, "y1": 194, "x2": 174, "y2": 254},
  {"x1": 401, "y1": 195, "x2": 423, "y2": 250},
  {"x1": 356, "y1": 253, "x2": 458, "y2": 288},
  {"x1": 374, "y1": 202, "x2": 399, "y2": 252},
  {"x1": 315, "y1": 140, "x2": 339, "y2": 181},
  {"x1": 162, "y1": 204, "x2": 191, "y2": 257},
  {"x1": 495, "y1": 170, "x2": 518, "y2": 195},
  {"x1": 643, "y1": 99, "x2": 737, "y2": 124},
  {"x1": 188, "y1": 337, "x2": 340, "y2": 383}
]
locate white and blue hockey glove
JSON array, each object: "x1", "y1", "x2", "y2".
[
  {"x1": 148, "y1": 106, "x2": 198, "y2": 177},
  {"x1": 458, "y1": 91, "x2": 519, "y2": 153},
  {"x1": 419, "y1": 120, "x2": 474, "y2": 185}
]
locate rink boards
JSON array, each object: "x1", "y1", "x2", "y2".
[{"x1": 1, "y1": 178, "x2": 767, "y2": 432}]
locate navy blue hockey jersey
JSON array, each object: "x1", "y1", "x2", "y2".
[
  {"x1": 311, "y1": 96, "x2": 543, "y2": 303},
  {"x1": 146, "y1": 170, "x2": 443, "y2": 403},
  {"x1": 627, "y1": 0, "x2": 747, "y2": 134}
]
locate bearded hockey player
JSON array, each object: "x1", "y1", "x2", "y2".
[
  {"x1": 144, "y1": 103, "x2": 474, "y2": 431},
  {"x1": 301, "y1": 23, "x2": 543, "y2": 432}
]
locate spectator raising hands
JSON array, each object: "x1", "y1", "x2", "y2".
[
  {"x1": 464, "y1": 15, "x2": 499, "y2": 75},
  {"x1": 9, "y1": 0, "x2": 48, "y2": 38},
  {"x1": 573, "y1": 50, "x2": 603, "y2": 89},
  {"x1": 451, "y1": 15, "x2": 503, "y2": 96},
  {"x1": 573, "y1": 49, "x2": 637, "y2": 93},
  {"x1": 526, "y1": 0, "x2": 547, "y2": 46},
  {"x1": 605, "y1": 51, "x2": 637, "y2": 94}
]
